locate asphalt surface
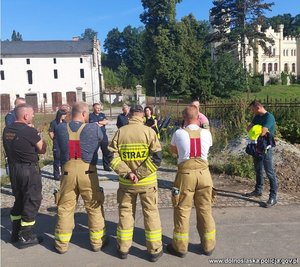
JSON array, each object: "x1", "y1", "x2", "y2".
[{"x1": 1, "y1": 205, "x2": 300, "y2": 267}]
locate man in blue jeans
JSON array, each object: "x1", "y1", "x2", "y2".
[{"x1": 245, "y1": 100, "x2": 278, "y2": 208}]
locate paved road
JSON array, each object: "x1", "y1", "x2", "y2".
[{"x1": 1, "y1": 205, "x2": 300, "y2": 267}]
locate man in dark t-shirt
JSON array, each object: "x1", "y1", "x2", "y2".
[
  {"x1": 89, "y1": 103, "x2": 112, "y2": 171},
  {"x1": 2, "y1": 103, "x2": 47, "y2": 249},
  {"x1": 116, "y1": 104, "x2": 130, "y2": 128}
]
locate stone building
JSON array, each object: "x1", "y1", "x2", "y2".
[{"x1": 0, "y1": 37, "x2": 104, "y2": 112}]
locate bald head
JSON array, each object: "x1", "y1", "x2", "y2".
[
  {"x1": 182, "y1": 104, "x2": 199, "y2": 124},
  {"x1": 15, "y1": 103, "x2": 34, "y2": 124},
  {"x1": 71, "y1": 102, "x2": 89, "y2": 122},
  {"x1": 14, "y1": 97, "x2": 26, "y2": 107}
]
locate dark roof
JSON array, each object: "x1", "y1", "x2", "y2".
[{"x1": 1, "y1": 40, "x2": 94, "y2": 56}]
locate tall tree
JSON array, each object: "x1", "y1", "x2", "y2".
[
  {"x1": 210, "y1": 0, "x2": 274, "y2": 69},
  {"x1": 140, "y1": 0, "x2": 182, "y2": 96},
  {"x1": 11, "y1": 30, "x2": 23, "y2": 41},
  {"x1": 80, "y1": 28, "x2": 97, "y2": 41},
  {"x1": 265, "y1": 13, "x2": 300, "y2": 36}
]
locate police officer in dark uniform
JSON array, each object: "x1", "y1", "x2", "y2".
[
  {"x1": 2, "y1": 103, "x2": 47, "y2": 249},
  {"x1": 89, "y1": 103, "x2": 112, "y2": 171}
]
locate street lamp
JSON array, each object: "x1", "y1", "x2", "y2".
[{"x1": 153, "y1": 77, "x2": 157, "y2": 107}]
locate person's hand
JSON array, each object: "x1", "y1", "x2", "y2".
[{"x1": 127, "y1": 172, "x2": 138, "y2": 184}]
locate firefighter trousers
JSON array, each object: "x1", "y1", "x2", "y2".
[
  {"x1": 117, "y1": 183, "x2": 162, "y2": 255},
  {"x1": 54, "y1": 160, "x2": 106, "y2": 253},
  {"x1": 172, "y1": 159, "x2": 216, "y2": 254}
]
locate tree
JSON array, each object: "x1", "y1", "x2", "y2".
[
  {"x1": 210, "y1": 0, "x2": 274, "y2": 69},
  {"x1": 80, "y1": 28, "x2": 97, "y2": 41},
  {"x1": 265, "y1": 13, "x2": 300, "y2": 36},
  {"x1": 211, "y1": 52, "x2": 247, "y2": 97},
  {"x1": 11, "y1": 30, "x2": 23, "y2": 41},
  {"x1": 140, "y1": 0, "x2": 182, "y2": 96}
]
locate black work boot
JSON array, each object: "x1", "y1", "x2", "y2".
[
  {"x1": 11, "y1": 220, "x2": 21, "y2": 243},
  {"x1": 18, "y1": 226, "x2": 43, "y2": 249}
]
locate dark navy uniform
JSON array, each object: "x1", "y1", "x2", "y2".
[
  {"x1": 2, "y1": 122, "x2": 42, "y2": 245},
  {"x1": 5, "y1": 109, "x2": 17, "y2": 126},
  {"x1": 89, "y1": 112, "x2": 112, "y2": 170}
]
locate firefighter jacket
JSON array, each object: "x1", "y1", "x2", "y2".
[{"x1": 109, "y1": 116, "x2": 162, "y2": 186}]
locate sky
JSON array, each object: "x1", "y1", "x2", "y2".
[{"x1": 1, "y1": 0, "x2": 299, "y2": 51}]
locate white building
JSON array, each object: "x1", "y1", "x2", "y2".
[
  {"x1": 0, "y1": 38, "x2": 104, "y2": 112},
  {"x1": 211, "y1": 23, "x2": 300, "y2": 83},
  {"x1": 245, "y1": 25, "x2": 298, "y2": 80}
]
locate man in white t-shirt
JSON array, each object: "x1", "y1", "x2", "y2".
[{"x1": 166, "y1": 104, "x2": 216, "y2": 258}]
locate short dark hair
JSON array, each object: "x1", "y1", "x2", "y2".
[
  {"x1": 249, "y1": 100, "x2": 263, "y2": 108},
  {"x1": 14, "y1": 103, "x2": 33, "y2": 119},
  {"x1": 93, "y1": 102, "x2": 102, "y2": 108},
  {"x1": 182, "y1": 104, "x2": 198, "y2": 120},
  {"x1": 130, "y1": 105, "x2": 144, "y2": 114}
]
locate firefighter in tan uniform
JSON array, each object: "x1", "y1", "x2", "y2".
[
  {"x1": 108, "y1": 105, "x2": 163, "y2": 262},
  {"x1": 54, "y1": 102, "x2": 107, "y2": 253},
  {"x1": 167, "y1": 104, "x2": 216, "y2": 258}
]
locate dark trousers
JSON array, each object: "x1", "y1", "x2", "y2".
[
  {"x1": 100, "y1": 134, "x2": 112, "y2": 169},
  {"x1": 10, "y1": 163, "x2": 42, "y2": 223},
  {"x1": 53, "y1": 148, "x2": 61, "y2": 179}
]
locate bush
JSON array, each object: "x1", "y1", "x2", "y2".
[
  {"x1": 281, "y1": 72, "x2": 288, "y2": 85},
  {"x1": 269, "y1": 77, "x2": 280, "y2": 85},
  {"x1": 278, "y1": 119, "x2": 300, "y2": 144}
]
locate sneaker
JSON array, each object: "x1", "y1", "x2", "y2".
[
  {"x1": 166, "y1": 244, "x2": 186, "y2": 258},
  {"x1": 245, "y1": 190, "x2": 262, "y2": 197},
  {"x1": 265, "y1": 198, "x2": 277, "y2": 208},
  {"x1": 149, "y1": 249, "x2": 163, "y2": 262}
]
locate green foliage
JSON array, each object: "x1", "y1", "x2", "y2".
[
  {"x1": 80, "y1": 28, "x2": 97, "y2": 41},
  {"x1": 1, "y1": 175, "x2": 10, "y2": 186},
  {"x1": 211, "y1": 53, "x2": 247, "y2": 97},
  {"x1": 249, "y1": 75, "x2": 263, "y2": 92},
  {"x1": 11, "y1": 30, "x2": 23, "y2": 41},
  {"x1": 222, "y1": 155, "x2": 255, "y2": 179},
  {"x1": 278, "y1": 120, "x2": 300, "y2": 144},
  {"x1": 281, "y1": 72, "x2": 288, "y2": 85},
  {"x1": 269, "y1": 76, "x2": 280, "y2": 85},
  {"x1": 103, "y1": 67, "x2": 121, "y2": 88}
]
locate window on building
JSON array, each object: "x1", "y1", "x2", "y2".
[
  {"x1": 27, "y1": 70, "x2": 33, "y2": 84},
  {"x1": 262, "y1": 63, "x2": 266, "y2": 72},
  {"x1": 274, "y1": 63, "x2": 278, "y2": 72},
  {"x1": 248, "y1": 49, "x2": 251, "y2": 56},
  {"x1": 26, "y1": 58, "x2": 30, "y2": 64},
  {"x1": 0, "y1": 59, "x2": 3, "y2": 65},
  {"x1": 269, "y1": 46, "x2": 272, "y2": 56},
  {"x1": 284, "y1": 63, "x2": 288, "y2": 73},
  {"x1": 80, "y1": 58, "x2": 83, "y2": 63},
  {"x1": 53, "y1": 58, "x2": 57, "y2": 64},
  {"x1": 283, "y1": 50, "x2": 285, "y2": 56},
  {"x1": 268, "y1": 63, "x2": 272, "y2": 73},
  {"x1": 80, "y1": 69, "x2": 85, "y2": 78},
  {"x1": 248, "y1": 63, "x2": 252, "y2": 72},
  {"x1": 54, "y1": 69, "x2": 58, "y2": 79},
  {"x1": 286, "y1": 50, "x2": 289, "y2": 56},
  {"x1": 0, "y1": 70, "x2": 5, "y2": 80},
  {"x1": 43, "y1": 93, "x2": 47, "y2": 103},
  {"x1": 292, "y1": 63, "x2": 296, "y2": 73},
  {"x1": 16, "y1": 94, "x2": 20, "y2": 98},
  {"x1": 273, "y1": 48, "x2": 275, "y2": 56},
  {"x1": 294, "y1": 49, "x2": 296, "y2": 56}
]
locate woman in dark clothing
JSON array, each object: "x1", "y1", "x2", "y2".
[
  {"x1": 144, "y1": 106, "x2": 160, "y2": 139},
  {"x1": 48, "y1": 109, "x2": 67, "y2": 180}
]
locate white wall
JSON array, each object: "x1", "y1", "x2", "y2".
[{"x1": 1, "y1": 53, "x2": 101, "y2": 108}]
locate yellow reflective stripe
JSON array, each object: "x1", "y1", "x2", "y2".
[
  {"x1": 55, "y1": 232, "x2": 72, "y2": 242},
  {"x1": 111, "y1": 157, "x2": 121, "y2": 169},
  {"x1": 118, "y1": 143, "x2": 149, "y2": 149},
  {"x1": 119, "y1": 172, "x2": 157, "y2": 186},
  {"x1": 145, "y1": 158, "x2": 157, "y2": 173},
  {"x1": 145, "y1": 229, "x2": 162, "y2": 242},
  {"x1": 117, "y1": 227, "x2": 134, "y2": 241},
  {"x1": 21, "y1": 220, "x2": 35, "y2": 227},
  {"x1": 204, "y1": 229, "x2": 216, "y2": 240},
  {"x1": 10, "y1": 215, "x2": 21, "y2": 221},
  {"x1": 173, "y1": 231, "x2": 189, "y2": 240},
  {"x1": 90, "y1": 229, "x2": 105, "y2": 240}
]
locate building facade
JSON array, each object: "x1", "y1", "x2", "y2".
[{"x1": 0, "y1": 38, "x2": 104, "y2": 112}]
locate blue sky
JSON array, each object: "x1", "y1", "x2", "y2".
[{"x1": 1, "y1": 0, "x2": 299, "y2": 51}]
